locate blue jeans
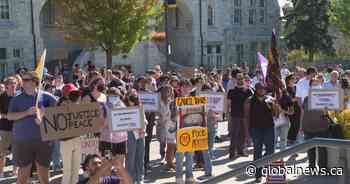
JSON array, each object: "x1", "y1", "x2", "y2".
[
  {"x1": 201, "y1": 150, "x2": 212, "y2": 175},
  {"x1": 250, "y1": 128, "x2": 275, "y2": 178},
  {"x1": 126, "y1": 132, "x2": 145, "y2": 183},
  {"x1": 208, "y1": 127, "x2": 216, "y2": 159},
  {"x1": 51, "y1": 141, "x2": 61, "y2": 170},
  {"x1": 275, "y1": 123, "x2": 290, "y2": 151},
  {"x1": 175, "y1": 152, "x2": 193, "y2": 179}
]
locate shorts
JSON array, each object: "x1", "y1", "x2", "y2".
[
  {"x1": 99, "y1": 141, "x2": 127, "y2": 156},
  {"x1": 0, "y1": 131, "x2": 12, "y2": 156},
  {"x1": 12, "y1": 139, "x2": 53, "y2": 168}
]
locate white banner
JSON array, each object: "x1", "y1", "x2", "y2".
[
  {"x1": 199, "y1": 92, "x2": 227, "y2": 113},
  {"x1": 309, "y1": 88, "x2": 344, "y2": 110},
  {"x1": 108, "y1": 106, "x2": 145, "y2": 132},
  {"x1": 139, "y1": 92, "x2": 160, "y2": 112}
]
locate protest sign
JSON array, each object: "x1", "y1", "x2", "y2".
[
  {"x1": 175, "y1": 96, "x2": 207, "y2": 107},
  {"x1": 40, "y1": 103, "x2": 103, "y2": 141},
  {"x1": 138, "y1": 92, "x2": 160, "y2": 112},
  {"x1": 178, "y1": 68, "x2": 196, "y2": 78},
  {"x1": 178, "y1": 105, "x2": 206, "y2": 128},
  {"x1": 216, "y1": 121, "x2": 229, "y2": 136},
  {"x1": 81, "y1": 137, "x2": 99, "y2": 155},
  {"x1": 176, "y1": 127, "x2": 208, "y2": 152},
  {"x1": 309, "y1": 89, "x2": 344, "y2": 110},
  {"x1": 199, "y1": 92, "x2": 227, "y2": 112},
  {"x1": 108, "y1": 106, "x2": 145, "y2": 132}
]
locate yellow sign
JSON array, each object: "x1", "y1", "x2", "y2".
[
  {"x1": 176, "y1": 127, "x2": 208, "y2": 152},
  {"x1": 176, "y1": 96, "x2": 207, "y2": 107}
]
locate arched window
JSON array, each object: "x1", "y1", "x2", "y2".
[
  {"x1": 0, "y1": 0, "x2": 10, "y2": 20},
  {"x1": 208, "y1": 5, "x2": 214, "y2": 26}
]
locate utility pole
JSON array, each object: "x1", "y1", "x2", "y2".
[
  {"x1": 30, "y1": 0, "x2": 37, "y2": 67},
  {"x1": 165, "y1": 0, "x2": 170, "y2": 71},
  {"x1": 199, "y1": 0, "x2": 204, "y2": 67}
]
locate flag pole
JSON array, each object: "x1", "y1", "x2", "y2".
[{"x1": 35, "y1": 49, "x2": 47, "y2": 108}]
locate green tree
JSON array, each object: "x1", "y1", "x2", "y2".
[
  {"x1": 57, "y1": 0, "x2": 162, "y2": 68},
  {"x1": 329, "y1": 0, "x2": 350, "y2": 38},
  {"x1": 284, "y1": 0, "x2": 335, "y2": 62}
]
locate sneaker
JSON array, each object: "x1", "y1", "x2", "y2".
[
  {"x1": 176, "y1": 178, "x2": 185, "y2": 184},
  {"x1": 197, "y1": 173, "x2": 213, "y2": 180},
  {"x1": 185, "y1": 178, "x2": 196, "y2": 184},
  {"x1": 254, "y1": 177, "x2": 262, "y2": 183}
]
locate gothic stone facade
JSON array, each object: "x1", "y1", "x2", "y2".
[{"x1": 167, "y1": 0, "x2": 281, "y2": 69}]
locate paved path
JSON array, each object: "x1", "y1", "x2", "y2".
[{"x1": 0, "y1": 137, "x2": 343, "y2": 184}]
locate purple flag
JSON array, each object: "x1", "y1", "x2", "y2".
[{"x1": 257, "y1": 52, "x2": 268, "y2": 80}]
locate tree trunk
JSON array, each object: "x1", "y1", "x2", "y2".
[
  {"x1": 106, "y1": 49, "x2": 113, "y2": 69},
  {"x1": 308, "y1": 51, "x2": 314, "y2": 63}
]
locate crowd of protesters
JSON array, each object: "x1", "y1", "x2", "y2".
[{"x1": 0, "y1": 62, "x2": 349, "y2": 184}]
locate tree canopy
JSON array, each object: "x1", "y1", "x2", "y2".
[
  {"x1": 57, "y1": 0, "x2": 163, "y2": 68},
  {"x1": 283, "y1": 0, "x2": 335, "y2": 62},
  {"x1": 329, "y1": 0, "x2": 350, "y2": 38}
]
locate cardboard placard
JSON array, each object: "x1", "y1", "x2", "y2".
[
  {"x1": 309, "y1": 89, "x2": 344, "y2": 110},
  {"x1": 138, "y1": 92, "x2": 161, "y2": 112},
  {"x1": 108, "y1": 106, "x2": 145, "y2": 132},
  {"x1": 199, "y1": 92, "x2": 227, "y2": 112},
  {"x1": 40, "y1": 103, "x2": 103, "y2": 141},
  {"x1": 175, "y1": 96, "x2": 207, "y2": 107},
  {"x1": 176, "y1": 127, "x2": 208, "y2": 152},
  {"x1": 178, "y1": 68, "x2": 196, "y2": 78}
]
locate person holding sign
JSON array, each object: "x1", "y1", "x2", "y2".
[
  {"x1": 58, "y1": 83, "x2": 83, "y2": 184},
  {"x1": 7, "y1": 71, "x2": 58, "y2": 184},
  {"x1": 302, "y1": 78, "x2": 331, "y2": 170},
  {"x1": 100, "y1": 88, "x2": 128, "y2": 159},
  {"x1": 124, "y1": 93, "x2": 146, "y2": 184}
]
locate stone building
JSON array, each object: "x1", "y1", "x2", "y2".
[
  {"x1": 0, "y1": 0, "x2": 282, "y2": 78},
  {"x1": 167, "y1": 0, "x2": 281, "y2": 70}
]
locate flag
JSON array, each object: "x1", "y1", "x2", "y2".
[
  {"x1": 35, "y1": 49, "x2": 47, "y2": 82},
  {"x1": 257, "y1": 52, "x2": 268, "y2": 80},
  {"x1": 266, "y1": 30, "x2": 283, "y2": 98},
  {"x1": 34, "y1": 49, "x2": 47, "y2": 107}
]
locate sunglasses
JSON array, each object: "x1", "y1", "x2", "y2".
[{"x1": 22, "y1": 78, "x2": 33, "y2": 82}]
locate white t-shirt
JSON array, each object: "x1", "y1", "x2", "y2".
[{"x1": 296, "y1": 78, "x2": 310, "y2": 103}]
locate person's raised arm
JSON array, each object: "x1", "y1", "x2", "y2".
[{"x1": 112, "y1": 155, "x2": 132, "y2": 184}]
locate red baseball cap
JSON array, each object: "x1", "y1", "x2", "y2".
[{"x1": 62, "y1": 83, "x2": 80, "y2": 97}]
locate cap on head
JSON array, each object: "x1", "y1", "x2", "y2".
[{"x1": 62, "y1": 83, "x2": 79, "y2": 97}]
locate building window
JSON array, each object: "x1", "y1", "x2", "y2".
[
  {"x1": 234, "y1": 0, "x2": 242, "y2": 7},
  {"x1": 250, "y1": 42, "x2": 257, "y2": 64},
  {"x1": 207, "y1": 44, "x2": 223, "y2": 68},
  {"x1": 13, "y1": 48, "x2": 23, "y2": 58},
  {"x1": 259, "y1": 9, "x2": 265, "y2": 24},
  {"x1": 43, "y1": 0, "x2": 55, "y2": 25},
  {"x1": 259, "y1": 0, "x2": 265, "y2": 7},
  {"x1": 0, "y1": 63, "x2": 7, "y2": 79},
  {"x1": 208, "y1": 5, "x2": 214, "y2": 26},
  {"x1": 233, "y1": 9, "x2": 241, "y2": 24},
  {"x1": 250, "y1": 0, "x2": 256, "y2": 7},
  {"x1": 249, "y1": 9, "x2": 256, "y2": 25},
  {"x1": 233, "y1": 0, "x2": 242, "y2": 25},
  {"x1": 0, "y1": 48, "x2": 6, "y2": 59},
  {"x1": 0, "y1": 0, "x2": 9, "y2": 20},
  {"x1": 236, "y1": 44, "x2": 244, "y2": 64}
]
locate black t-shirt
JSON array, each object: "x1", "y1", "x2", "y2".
[
  {"x1": 287, "y1": 86, "x2": 301, "y2": 116},
  {"x1": 227, "y1": 87, "x2": 253, "y2": 118},
  {"x1": 279, "y1": 92, "x2": 293, "y2": 111},
  {"x1": 0, "y1": 93, "x2": 14, "y2": 131}
]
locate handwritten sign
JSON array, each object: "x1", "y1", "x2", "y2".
[
  {"x1": 40, "y1": 103, "x2": 103, "y2": 141},
  {"x1": 199, "y1": 92, "x2": 226, "y2": 112},
  {"x1": 178, "y1": 105, "x2": 206, "y2": 128},
  {"x1": 176, "y1": 96, "x2": 207, "y2": 107},
  {"x1": 108, "y1": 106, "x2": 145, "y2": 132},
  {"x1": 309, "y1": 89, "x2": 344, "y2": 110},
  {"x1": 176, "y1": 127, "x2": 208, "y2": 152},
  {"x1": 139, "y1": 92, "x2": 160, "y2": 112},
  {"x1": 81, "y1": 137, "x2": 99, "y2": 155}
]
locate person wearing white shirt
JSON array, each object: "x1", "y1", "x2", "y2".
[
  {"x1": 323, "y1": 71, "x2": 340, "y2": 89},
  {"x1": 296, "y1": 67, "x2": 317, "y2": 105}
]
